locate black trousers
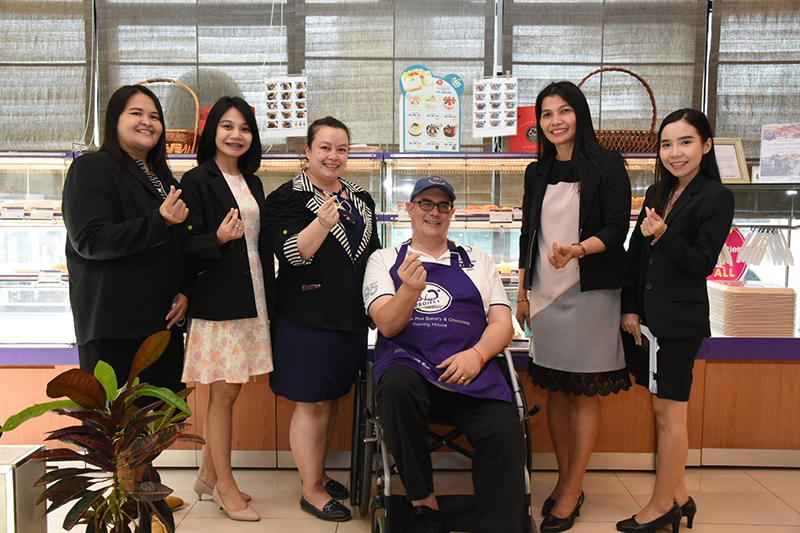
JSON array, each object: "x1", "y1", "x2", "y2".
[{"x1": 376, "y1": 365, "x2": 526, "y2": 533}]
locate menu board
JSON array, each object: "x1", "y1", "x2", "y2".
[
  {"x1": 400, "y1": 65, "x2": 463, "y2": 153},
  {"x1": 472, "y1": 76, "x2": 518, "y2": 138},
  {"x1": 758, "y1": 123, "x2": 800, "y2": 183},
  {"x1": 263, "y1": 75, "x2": 307, "y2": 138}
]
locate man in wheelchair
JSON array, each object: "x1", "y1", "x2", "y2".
[{"x1": 363, "y1": 176, "x2": 526, "y2": 533}]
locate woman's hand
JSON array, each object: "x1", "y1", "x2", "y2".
[
  {"x1": 547, "y1": 241, "x2": 580, "y2": 269},
  {"x1": 397, "y1": 252, "x2": 427, "y2": 292},
  {"x1": 216, "y1": 208, "x2": 243, "y2": 245},
  {"x1": 437, "y1": 348, "x2": 484, "y2": 386},
  {"x1": 316, "y1": 194, "x2": 340, "y2": 230},
  {"x1": 159, "y1": 186, "x2": 189, "y2": 226},
  {"x1": 166, "y1": 293, "x2": 188, "y2": 329},
  {"x1": 640, "y1": 207, "x2": 667, "y2": 238},
  {"x1": 515, "y1": 299, "x2": 530, "y2": 331},
  {"x1": 621, "y1": 313, "x2": 642, "y2": 345}
]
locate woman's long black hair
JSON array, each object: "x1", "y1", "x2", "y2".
[
  {"x1": 535, "y1": 81, "x2": 608, "y2": 185},
  {"x1": 651, "y1": 108, "x2": 721, "y2": 216},
  {"x1": 100, "y1": 85, "x2": 173, "y2": 183},
  {"x1": 196, "y1": 96, "x2": 262, "y2": 175}
]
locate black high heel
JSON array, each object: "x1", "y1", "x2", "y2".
[
  {"x1": 540, "y1": 492, "x2": 584, "y2": 532},
  {"x1": 616, "y1": 502, "x2": 681, "y2": 533},
  {"x1": 679, "y1": 496, "x2": 696, "y2": 529},
  {"x1": 541, "y1": 496, "x2": 556, "y2": 517}
]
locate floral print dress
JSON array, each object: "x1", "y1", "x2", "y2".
[{"x1": 182, "y1": 172, "x2": 273, "y2": 384}]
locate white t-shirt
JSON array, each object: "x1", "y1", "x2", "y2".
[{"x1": 363, "y1": 242, "x2": 511, "y2": 315}]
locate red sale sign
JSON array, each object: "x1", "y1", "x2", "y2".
[{"x1": 708, "y1": 228, "x2": 747, "y2": 281}]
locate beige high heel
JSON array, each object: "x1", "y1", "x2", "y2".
[
  {"x1": 193, "y1": 475, "x2": 251, "y2": 501},
  {"x1": 212, "y1": 486, "x2": 260, "y2": 522}
]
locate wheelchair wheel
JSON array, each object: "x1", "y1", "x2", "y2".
[{"x1": 359, "y1": 361, "x2": 376, "y2": 517}]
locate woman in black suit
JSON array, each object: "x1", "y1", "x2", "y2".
[
  {"x1": 516, "y1": 81, "x2": 631, "y2": 532},
  {"x1": 264, "y1": 116, "x2": 380, "y2": 522},
  {"x1": 617, "y1": 109, "x2": 734, "y2": 533},
  {"x1": 63, "y1": 85, "x2": 190, "y2": 395},
  {"x1": 179, "y1": 97, "x2": 274, "y2": 522}
]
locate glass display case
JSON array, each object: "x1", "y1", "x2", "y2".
[{"x1": 0, "y1": 153, "x2": 73, "y2": 346}]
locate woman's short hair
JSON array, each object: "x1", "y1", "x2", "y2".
[
  {"x1": 196, "y1": 96, "x2": 262, "y2": 175},
  {"x1": 101, "y1": 85, "x2": 173, "y2": 182},
  {"x1": 307, "y1": 116, "x2": 350, "y2": 149}
]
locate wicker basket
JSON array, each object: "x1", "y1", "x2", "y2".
[
  {"x1": 136, "y1": 78, "x2": 200, "y2": 154},
  {"x1": 577, "y1": 67, "x2": 658, "y2": 153}
]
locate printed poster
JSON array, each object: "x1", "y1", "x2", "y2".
[
  {"x1": 758, "y1": 123, "x2": 800, "y2": 183},
  {"x1": 473, "y1": 77, "x2": 518, "y2": 138},
  {"x1": 263, "y1": 75, "x2": 307, "y2": 138},
  {"x1": 400, "y1": 65, "x2": 464, "y2": 153},
  {"x1": 508, "y1": 105, "x2": 537, "y2": 153}
]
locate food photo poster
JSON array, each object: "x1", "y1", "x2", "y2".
[{"x1": 400, "y1": 65, "x2": 464, "y2": 153}]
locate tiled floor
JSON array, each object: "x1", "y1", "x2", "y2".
[{"x1": 46, "y1": 467, "x2": 800, "y2": 532}]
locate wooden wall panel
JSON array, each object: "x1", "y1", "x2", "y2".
[
  {"x1": 0, "y1": 365, "x2": 76, "y2": 448},
  {"x1": 702, "y1": 360, "x2": 800, "y2": 449}
]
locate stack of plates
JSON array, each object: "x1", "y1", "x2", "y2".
[{"x1": 708, "y1": 281, "x2": 796, "y2": 337}]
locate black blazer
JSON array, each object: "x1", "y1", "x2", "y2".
[
  {"x1": 621, "y1": 173, "x2": 735, "y2": 338},
  {"x1": 264, "y1": 172, "x2": 381, "y2": 331},
  {"x1": 62, "y1": 150, "x2": 191, "y2": 345},
  {"x1": 519, "y1": 151, "x2": 631, "y2": 291},
  {"x1": 180, "y1": 160, "x2": 276, "y2": 320}
]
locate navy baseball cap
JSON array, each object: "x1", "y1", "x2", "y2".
[{"x1": 410, "y1": 176, "x2": 456, "y2": 202}]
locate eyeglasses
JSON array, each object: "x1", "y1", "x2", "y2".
[{"x1": 413, "y1": 200, "x2": 454, "y2": 213}]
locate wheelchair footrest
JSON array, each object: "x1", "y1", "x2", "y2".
[{"x1": 384, "y1": 494, "x2": 476, "y2": 533}]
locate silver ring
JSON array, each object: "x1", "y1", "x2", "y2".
[{"x1": 235, "y1": 225, "x2": 241, "y2": 229}]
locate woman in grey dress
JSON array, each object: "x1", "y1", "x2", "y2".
[{"x1": 517, "y1": 81, "x2": 631, "y2": 532}]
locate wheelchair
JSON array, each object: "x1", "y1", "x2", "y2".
[{"x1": 349, "y1": 349, "x2": 540, "y2": 533}]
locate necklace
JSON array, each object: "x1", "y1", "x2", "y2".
[{"x1": 665, "y1": 185, "x2": 686, "y2": 215}]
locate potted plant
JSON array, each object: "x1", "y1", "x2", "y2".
[{"x1": 0, "y1": 330, "x2": 203, "y2": 533}]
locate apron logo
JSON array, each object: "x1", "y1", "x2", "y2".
[{"x1": 415, "y1": 283, "x2": 453, "y2": 314}]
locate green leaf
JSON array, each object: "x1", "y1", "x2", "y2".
[
  {"x1": 134, "y1": 386, "x2": 192, "y2": 417},
  {"x1": 127, "y1": 331, "x2": 171, "y2": 388},
  {"x1": 0, "y1": 399, "x2": 77, "y2": 433},
  {"x1": 37, "y1": 476, "x2": 93, "y2": 507},
  {"x1": 47, "y1": 369, "x2": 107, "y2": 410},
  {"x1": 132, "y1": 481, "x2": 173, "y2": 501},
  {"x1": 36, "y1": 467, "x2": 98, "y2": 486},
  {"x1": 63, "y1": 488, "x2": 106, "y2": 530},
  {"x1": 94, "y1": 361, "x2": 119, "y2": 404},
  {"x1": 149, "y1": 499, "x2": 175, "y2": 532},
  {"x1": 128, "y1": 424, "x2": 189, "y2": 469}
]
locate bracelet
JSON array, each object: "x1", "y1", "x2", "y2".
[
  {"x1": 471, "y1": 346, "x2": 486, "y2": 371},
  {"x1": 572, "y1": 242, "x2": 586, "y2": 259},
  {"x1": 317, "y1": 218, "x2": 332, "y2": 230}
]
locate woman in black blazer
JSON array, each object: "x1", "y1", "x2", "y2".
[
  {"x1": 63, "y1": 85, "x2": 190, "y2": 396},
  {"x1": 516, "y1": 81, "x2": 631, "y2": 532},
  {"x1": 617, "y1": 110, "x2": 734, "y2": 533},
  {"x1": 264, "y1": 117, "x2": 380, "y2": 522},
  {"x1": 179, "y1": 97, "x2": 273, "y2": 522}
]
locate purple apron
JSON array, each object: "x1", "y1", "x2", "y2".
[{"x1": 373, "y1": 241, "x2": 511, "y2": 402}]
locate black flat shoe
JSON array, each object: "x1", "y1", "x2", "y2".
[
  {"x1": 324, "y1": 479, "x2": 350, "y2": 499},
  {"x1": 540, "y1": 492, "x2": 584, "y2": 532},
  {"x1": 541, "y1": 496, "x2": 556, "y2": 517},
  {"x1": 616, "y1": 503, "x2": 681, "y2": 533},
  {"x1": 299, "y1": 497, "x2": 352, "y2": 522},
  {"x1": 678, "y1": 496, "x2": 696, "y2": 529}
]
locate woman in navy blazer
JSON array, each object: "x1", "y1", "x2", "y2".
[
  {"x1": 264, "y1": 117, "x2": 380, "y2": 522},
  {"x1": 618, "y1": 110, "x2": 734, "y2": 533},
  {"x1": 179, "y1": 97, "x2": 274, "y2": 522},
  {"x1": 63, "y1": 84, "x2": 190, "y2": 395}
]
